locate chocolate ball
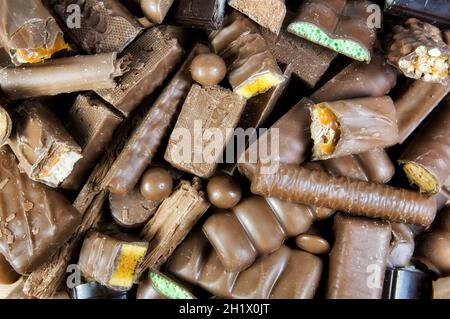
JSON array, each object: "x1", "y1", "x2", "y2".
[
  {"x1": 190, "y1": 54, "x2": 227, "y2": 86},
  {"x1": 207, "y1": 175, "x2": 242, "y2": 209},
  {"x1": 140, "y1": 168, "x2": 173, "y2": 202}
]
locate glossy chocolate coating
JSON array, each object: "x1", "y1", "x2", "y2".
[
  {"x1": 388, "y1": 223, "x2": 415, "y2": 268},
  {"x1": 0, "y1": 254, "x2": 20, "y2": 285},
  {"x1": 295, "y1": 226, "x2": 330, "y2": 255},
  {"x1": 190, "y1": 53, "x2": 227, "y2": 86},
  {"x1": 206, "y1": 175, "x2": 242, "y2": 209},
  {"x1": 139, "y1": 168, "x2": 173, "y2": 202},
  {"x1": 141, "y1": 0, "x2": 174, "y2": 24},
  {"x1": 383, "y1": 267, "x2": 432, "y2": 299},
  {"x1": 171, "y1": 0, "x2": 226, "y2": 30},
  {"x1": 71, "y1": 282, "x2": 129, "y2": 299}
]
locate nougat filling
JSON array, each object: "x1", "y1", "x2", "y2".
[
  {"x1": 403, "y1": 162, "x2": 439, "y2": 194},
  {"x1": 311, "y1": 104, "x2": 341, "y2": 157},
  {"x1": 108, "y1": 244, "x2": 148, "y2": 289}
]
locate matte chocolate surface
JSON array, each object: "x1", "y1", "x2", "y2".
[
  {"x1": 171, "y1": 0, "x2": 226, "y2": 30},
  {"x1": 190, "y1": 53, "x2": 227, "y2": 86},
  {"x1": 140, "y1": 0, "x2": 174, "y2": 24}
]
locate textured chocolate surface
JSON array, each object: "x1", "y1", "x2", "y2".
[
  {"x1": 383, "y1": 267, "x2": 432, "y2": 299},
  {"x1": 171, "y1": 0, "x2": 226, "y2": 30},
  {"x1": 136, "y1": 271, "x2": 195, "y2": 299},
  {"x1": 385, "y1": 0, "x2": 450, "y2": 27}
]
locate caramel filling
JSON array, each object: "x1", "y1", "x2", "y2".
[
  {"x1": 403, "y1": 162, "x2": 439, "y2": 194},
  {"x1": 236, "y1": 73, "x2": 284, "y2": 99},
  {"x1": 311, "y1": 104, "x2": 341, "y2": 156},
  {"x1": 15, "y1": 37, "x2": 70, "y2": 64},
  {"x1": 108, "y1": 244, "x2": 147, "y2": 289}
]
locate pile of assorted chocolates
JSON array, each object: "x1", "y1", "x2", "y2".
[{"x1": 0, "y1": 0, "x2": 448, "y2": 300}]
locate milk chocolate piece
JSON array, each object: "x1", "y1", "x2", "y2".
[
  {"x1": 8, "y1": 101, "x2": 82, "y2": 188},
  {"x1": 399, "y1": 104, "x2": 450, "y2": 195},
  {"x1": 0, "y1": 146, "x2": 81, "y2": 274},
  {"x1": 95, "y1": 27, "x2": 184, "y2": 116},
  {"x1": 295, "y1": 226, "x2": 330, "y2": 255},
  {"x1": 137, "y1": 271, "x2": 195, "y2": 299},
  {"x1": 168, "y1": 231, "x2": 322, "y2": 299},
  {"x1": 171, "y1": 0, "x2": 226, "y2": 30},
  {"x1": 206, "y1": 175, "x2": 242, "y2": 209},
  {"x1": 62, "y1": 95, "x2": 123, "y2": 190},
  {"x1": 139, "y1": 167, "x2": 173, "y2": 202},
  {"x1": 47, "y1": 0, "x2": 141, "y2": 54},
  {"x1": 0, "y1": 254, "x2": 20, "y2": 285},
  {"x1": 164, "y1": 84, "x2": 246, "y2": 178},
  {"x1": 209, "y1": 12, "x2": 285, "y2": 99},
  {"x1": 71, "y1": 282, "x2": 129, "y2": 299},
  {"x1": 433, "y1": 276, "x2": 450, "y2": 299},
  {"x1": 310, "y1": 96, "x2": 398, "y2": 160},
  {"x1": 387, "y1": 18, "x2": 450, "y2": 84},
  {"x1": 228, "y1": 0, "x2": 286, "y2": 35},
  {"x1": 251, "y1": 163, "x2": 437, "y2": 226},
  {"x1": 385, "y1": 0, "x2": 450, "y2": 27},
  {"x1": 328, "y1": 214, "x2": 391, "y2": 299},
  {"x1": 0, "y1": 0, "x2": 70, "y2": 65},
  {"x1": 104, "y1": 44, "x2": 208, "y2": 195},
  {"x1": 190, "y1": 53, "x2": 227, "y2": 86},
  {"x1": 383, "y1": 268, "x2": 432, "y2": 299},
  {"x1": 0, "y1": 53, "x2": 126, "y2": 100},
  {"x1": 140, "y1": 0, "x2": 174, "y2": 24},
  {"x1": 356, "y1": 149, "x2": 395, "y2": 184},
  {"x1": 388, "y1": 223, "x2": 415, "y2": 268},
  {"x1": 78, "y1": 231, "x2": 148, "y2": 291},
  {"x1": 288, "y1": 0, "x2": 377, "y2": 62},
  {"x1": 109, "y1": 188, "x2": 158, "y2": 228},
  {"x1": 0, "y1": 105, "x2": 12, "y2": 147}
]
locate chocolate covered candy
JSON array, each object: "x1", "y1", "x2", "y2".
[
  {"x1": 206, "y1": 175, "x2": 242, "y2": 209},
  {"x1": 140, "y1": 167, "x2": 173, "y2": 202},
  {"x1": 388, "y1": 223, "x2": 415, "y2": 268},
  {"x1": 171, "y1": 0, "x2": 226, "y2": 30},
  {"x1": 190, "y1": 53, "x2": 227, "y2": 86},
  {"x1": 71, "y1": 282, "x2": 129, "y2": 299},
  {"x1": 383, "y1": 267, "x2": 432, "y2": 299},
  {"x1": 137, "y1": 271, "x2": 195, "y2": 299},
  {"x1": 384, "y1": 0, "x2": 450, "y2": 28},
  {"x1": 140, "y1": 0, "x2": 174, "y2": 24},
  {"x1": 0, "y1": 254, "x2": 20, "y2": 285},
  {"x1": 0, "y1": 105, "x2": 12, "y2": 147},
  {"x1": 295, "y1": 226, "x2": 330, "y2": 255},
  {"x1": 433, "y1": 276, "x2": 450, "y2": 299}
]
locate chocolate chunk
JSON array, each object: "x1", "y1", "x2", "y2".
[
  {"x1": 0, "y1": 105, "x2": 12, "y2": 147},
  {"x1": 384, "y1": 0, "x2": 450, "y2": 28},
  {"x1": 0, "y1": 253, "x2": 20, "y2": 285},
  {"x1": 0, "y1": 146, "x2": 81, "y2": 274},
  {"x1": 328, "y1": 214, "x2": 392, "y2": 299},
  {"x1": 295, "y1": 226, "x2": 330, "y2": 255},
  {"x1": 190, "y1": 53, "x2": 227, "y2": 86},
  {"x1": 171, "y1": 0, "x2": 226, "y2": 30},
  {"x1": 139, "y1": 167, "x2": 173, "y2": 202},
  {"x1": 137, "y1": 271, "x2": 195, "y2": 299},
  {"x1": 383, "y1": 267, "x2": 432, "y2": 299},
  {"x1": 388, "y1": 223, "x2": 415, "y2": 268},
  {"x1": 71, "y1": 282, "x2": 129, "y2": 299},
  {"x1": 206, "y1": 175, "x2": 242, "y2": 209},
  {"x1": 140, "y1": 0, "x2": 174, "y2": 24},
  {"x1": 433, "y1": 276, "x2": 450, "y2": 299}
]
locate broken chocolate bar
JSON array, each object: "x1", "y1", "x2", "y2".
[
  {"x1": 140, "y1": 0, "x2": 175, "y2": 24},
  {"x1": 384, "y1": 0, "x2": 450, "y2": 27},
  {"x1": 8, "y1": 101, "x2": 82, "y2": 188},
  {"x1": 388, "y1": 223, "x2": 415, "y2": 268},
  {"x1": 171, "y1": 0, "x2": 226, "y2": 30},
  {"x1": 137, "y1": 271, "x2": 195, "y2": 299}
]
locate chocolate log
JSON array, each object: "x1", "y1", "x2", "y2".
[
  {"x1": 47, "y1": 0, "x2": 142, "y2": 54},
  {"x1": 433, "y1": 276, "x2": 450, "y2": 299},
  {"x1": 167, "y1": 230, "x2": 322, "y2": 299},
  {"x1": 382, "y1": 267, "x2": 432, "y2": 299},
  {"x1": 399, "y1": 103, "x2": 450, "y2": 195},
  {"x1": 0, "y1": 0, "x2": 70, "y2": 65},
  {"x1": 0, "y1": 254, "x2": 20, "y2": 285},
  {"x1": 209, "y1": 11, "x2": 285, "y2": 99},
  {"x1": 8, "y1": 101, "x2": 82, "y2": 188},
  {"x1": 0, "y1": 53, "x2": 126, "y2": 100},
  {"x1": 355, "y1": 149, "x2": 395, "y2": 184},
  {"x1": 104, "y1": 43, "x2": 208, "y2": 195},
  {"x1": 0, "y1": 146, "x2": 81, "y2": 274},
  {"x1": 288, "y1": 0, "x2": 378, "y2": 62},
  {"x1": 388, "y1": 223, "x2": 415, "y2": 268},
  {"x1": 140, "y1": 0, "x2": 175, "y2": 24},
  {"x1": 251, "y1": 163, "x2": 437, "y2": 226},
  {"x1": 0, "y1": 105, "x2": 12, "y2": 147},
  {"x1": 310, "y1": 96, "x2": 398, "y2": 160},
  {"x1": 78, "y1": 231, "x2": 148, "y2": 291},
  {"x1": 171, "y1": 0, "x2": 226, "y2": 30},
  {"x1": 164, "y1": 84, "x2": 246, "y2": 178},
  {"x1": 387, "y1": 18, "x2": 450, "y2": 84},
  {"x1": 137, "y1": 271, "x2": 195, "y2": 299},
  {"x1": 328, "y1": 214, "x2": 391, "y2": 299},
  {"x1": 384, "y1": 0, "x2": 450, "y2": 28},
  {"x1": 95, "y1": 27, "x2": 184, "y2": 116}
]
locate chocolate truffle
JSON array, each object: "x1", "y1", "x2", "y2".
[
  {"x1": 140, "y1": 168, "x2": 174, "y2": 202},
  {"x1": 207, "y1": 175, "x2": 242, "y2": 209},
  {"x1": 190, "y1": 53, "x2": 227, "y2": 86},
  {"x1": 0, "y1": 254, "x2": 20, "y2": 285}
]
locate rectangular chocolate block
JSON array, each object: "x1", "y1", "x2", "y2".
[
  {"x1": 384, "y1": 0, "x2": 450, "y2": 27},
  {"x1": 95, "y1": 27, "x2": 184, "y2": 116},
  {"x1": 383, "y1": 268, "x2": 431, "y2": 299},
  {"x1": 171, "y1": 0, "x2": 226, "y2": 30},
  {"x1": 0, "y1": 146, "x2": 81, "y2": 274},
  {"x1": 164, "y1": 84, "x2": 246, "y2": 178}
]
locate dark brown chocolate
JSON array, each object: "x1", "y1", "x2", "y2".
[
  {"x1": 206, "y1": 175, "x2": 242, "y2": 209},
  {"x1": 190, "y1": 53, "x2": 227, "y2": 86},
  {"x1": 140, "y1": 0, "x2": 174, "y2": 24},
  {"x1": 139, "y1": 167, "x2": 173, "y2": 202},
  {"x1": 384, "y1": 0, "x2": 450, "y2": 27},
  {"x1": 383, "y1": 267, "x2": 432, "y2": 299},
  {"x1": 71, "y1": 282, "x2": 129, "y2": 299},
  {"x1": 0, "y1": 253, "x2": 20, "y2": 285},
  {"x1": 171, "y1": 0, "x2": 226, "y2": 30}
]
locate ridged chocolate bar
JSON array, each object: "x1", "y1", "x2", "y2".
[{"x1": 171, "y1": 0, "x2": 226, "y2": 30}]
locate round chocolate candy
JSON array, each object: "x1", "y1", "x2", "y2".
[
  {"x1": 140, "y1": 168, "x2": 173, "y2": 202},
  {"x1": 190, "y1": 54, "x2": 227, "y2": 86},
  {"x1": 0, "y1": 254, "x2": 20, "y2": 285},
  {"x1": 207, "y1": 175, "x2": 242, "y2": 209}
]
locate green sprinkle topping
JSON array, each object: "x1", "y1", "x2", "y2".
[{"x1": 150, "y1": 272, "x2": 194, "y2": 299}]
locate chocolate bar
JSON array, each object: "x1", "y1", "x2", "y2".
[
  {"x1": 228, "y1": 0, "x2": 286, "y2": 34},
  {"x1": 168, "y1": 230, "x2": 323, "y2": 299},
  {"x1": 383, "y1": 267, "x2": 432, "y2": 299},
  {"x1": 137, "y1": 271, "x2": 195, "y2": 299},
  {"x1": 8, "y1": 101, "x2": 82, "y2": 188},
  {"x1": 288, "y1": 0, "x2": 378, "y2": 62},
  {"x1": 0, "y1": 146, "x2": 81, "y2": 274},
  {"x1": 71, "y1": 282, "x2": 129, "y2": 299},
  {"x1": 140, "y1": 0, "x2": 174, "y2": 24},
  {"x1": 0, "y1": 105, "x2": 12, "y2": 147},
  {"x1": 164, "y1": 84, "x2": 246, "y2": 178},
  {"x1": 384, "y1": 0, "x2": 450, "y2": 27},
  {"x1": 0, "y1": 53, "x2": 127, "y2": 100},
  {"x1": 206, "y1": 175, "x2": 242, "y2": 209},
  {"x1": 310, "y1": 96, "x2": 398, "y2": 160},
  {"x1": 433, "y1": 276, "x2": 450, "y2": 299},
  {"x1": 78, "y1": 231, "x2": 148, "y2": 291},
  {"x1": 399, "y1": 103, "x2": 450, "y2": 195},
  {"x1": 0, "y1": 0, "x2": 70, "y2": 65},
  {"x1": 209, "y1": 12, "x2": 285, "y2": 99},
  {"x1": 139, "y1": 167, "x2": 174, "y2": 202},
  {"x1": 295, "y1": 225, "x2": 330, "y2": 255},
  {"x1": 251, "y1": 163, "x2": 437, "y2": 226},
  {"x1": 387, "y1": 18, "x2": 450, "y2": 84},
  {"x1": 95, "y1": 27, "x2": 184, "y2": 116},
  {"x1": 62, "y1": 95, "x2": 123, "y2": 190},
  {"x1": 0, "y1": 254, "x2": 20, "y2": 285},
  {"x1": 171, "y1": 0, "x2": 226, "y2": 30},
  {"x1": 47, "y1": 0, "x2": 141, "y2": 54},
  {"x1": 388, "y1": 223, "x2": 415, "y2": 268},
  {"x1": 328, "y1": 214, "x2": 391, "y2": 299},
  {"x1": 104, "y1": 44, "x2": 208, "y2": 195}
]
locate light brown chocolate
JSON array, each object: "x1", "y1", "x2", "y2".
[
  {"x1": 190, "y1": 53, "x2": 227, "y2": 86},
  {"x1": 206, "y1": 175, "x2": 242, "y2": 209},
  {"x1": 139, "y1": 167, "x2": 173, "y2": 202}
]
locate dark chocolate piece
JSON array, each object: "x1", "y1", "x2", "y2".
[
  {"x1": 383, "y1": 267, "x2": 432, "y2": 299},
  {"x1": 328, "y1": 214, "x2": 392, "y2": 299},
  {"x1": 137, "y1": 271, "x2": 195, "y2": 299},
  {"x1": 71, "y1": 282, "x2": 129, "y2": 299},
  {"x1": 385, "y1": 0, "x2": 450, "y2": 28},
  {"x1": 206, "y1": 175, "x2": 242, "y2": 209},
  {"x1": 171, "y1": 0, "x2": 226, "y2": 30},
  {"x1": 251, "y1": 163, "x2": 437, "y2": 226},
  {"x1": 0, "y1": 253, "x2": 20, "y2": 285},
  {"x1": 433, "y1": 276, "x2": 450, "y2": 299},
  {"x1": 140, "y1": 0, "x2": 174, "y2": 24},
  {"x1": 0, "y1": 105, "x2": 12, "y2": 147},
  {"x1": 190, "y1": 53, "x2": 227, "y2": 86},
  {"x1": 139, "y1": 167, "x2": 173, "y2": 202},
  {"x1": 388, "y1": 223, "x2": 415, "y2": 268}
]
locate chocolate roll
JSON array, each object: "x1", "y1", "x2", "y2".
[
  {"x1": 167, "y1": 230, "x2": 323, "y2": 299},
  {"x1": 384, "y1": 0, "x2": 450, "y2": 27},
  {"x1": 251, "y1": 163, "x2": 437, "y2": 226},
  {"x1": 433, "y1": 276, "x2": 450, "y2": 299},
  {"x1": 0, "y1": 146, "x2": 81, "y2": 274},
  {"x1": 288, "y1": 0, "x2": 378, "y2": 62},
  {"x1": 71, "y1": 282, "x2": 129, "y2": 299},
  {"x1": 0, "y1": 0, "x2": 70, "y2": 65},
  {"x1": 228, "y1": 0, "x2": 286, "y2": 35},
  {"x1": 382, "y1": 267, "x2": 432, "y2": 299},
  {"x1": 171, "y1": 0, "x2": 226, "y2": 30},
  {"x1": 95, "y1": 27, "x2": 184, "y2": 116},
  {"x1": 47, "y1": 0, "x2": 142, "y2": 54},
  {"x1": 140, "y1": 0, "x2": 175, "y2": 24},
  {"x1": 328, "y1": 214, "x2": 392, "y2": 299},
  {"x1": 0, "y1": 254, "x2": 20, "y2": 285},
  {"x1": 62, "y1": 95, "x2": 123, "y2": 190},
  {"x1": 164, "y1": 84, "x2": 246, "y2": 179},
  {"x1": 0, "y1": 105, "x2": 12, "y2": 147},
  {"x1": 78, "y1": 231, "x2": 149, "y2": 291},
  {"x1": 137, "y1": 271, "x2": 195, "y2": 299},
  {"x1": 7, "y1": 101, "x2": 82, "y2": 188},
  {"x1": 399, "y1": 103, "x2": 450, "y2": 195},
  {"x1": 387, "y1": 18, "x2": 450, "y2": 84},
  {"x1": 388, "y1": 223, "x2": 415, "y2": 268},
  {"x1": 209, "y1": 11, "x2": 285, "y2": 99},
  {"x1": 104, "y1": 44, "x2": 208, "y2": 195},
  {"x1": 0, "y1": 53, "x2": 127, "y2": 100},
  {"x1": 310, "y1": 96, "x2": 398, "y2": 160}
]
